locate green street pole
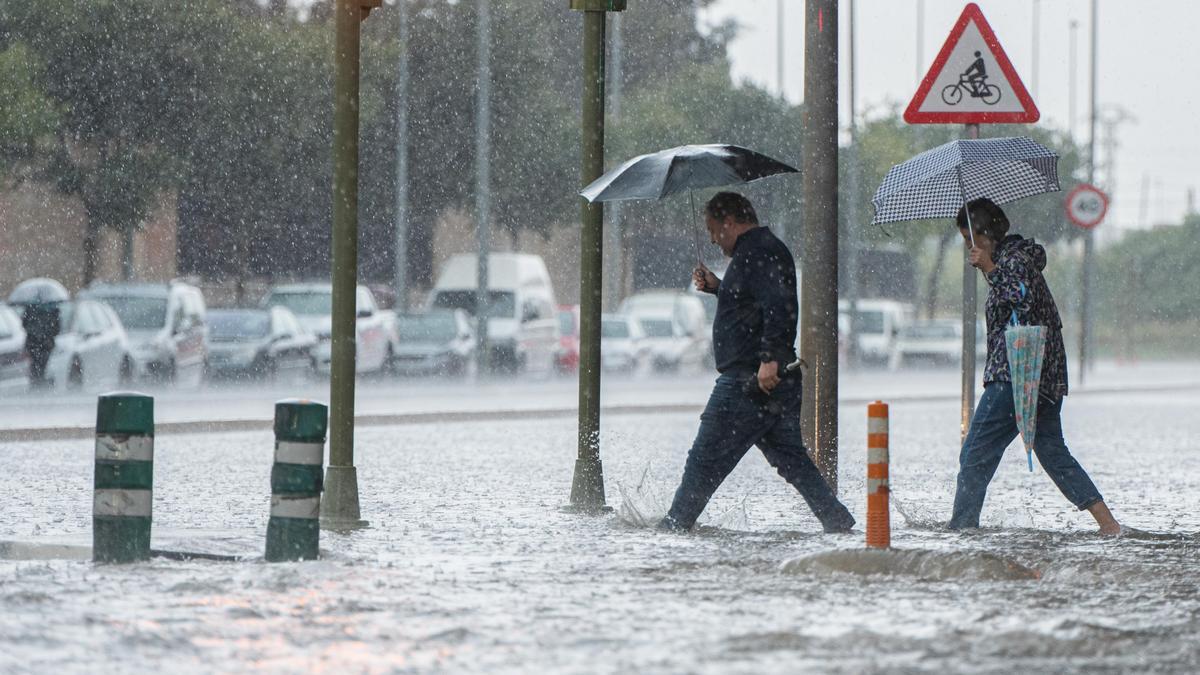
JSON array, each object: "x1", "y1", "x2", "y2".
[
  {"x1": 800, "y1": 0, "x2": 839, "y2": 493},
  {"x1": 323, "y1": 0, "x2": 378, "y2": 532},
  {"x1": 568, "y1": 0, "x2": 624, "y2": 512}
]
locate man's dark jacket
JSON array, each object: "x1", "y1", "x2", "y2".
[{"x1": 707, "y1": 226, "x2": 798, "y2": 373}]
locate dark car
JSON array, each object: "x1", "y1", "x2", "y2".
[
  {"x1": 391, "y1": 309, "x2": 474, "y2": 377},
  {"x1": 205, "y1": 307, "x2": 316, "y2": 382}
]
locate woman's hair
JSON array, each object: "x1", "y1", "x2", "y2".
[
  {"x1": 956, "y1": 197, "x2": 1009, "y2": 240},
  {"x1": 705, "y1": 191, "x2": 759, "y2": 225}
]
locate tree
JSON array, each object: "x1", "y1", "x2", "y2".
[
  {"x1": 0, "y1": 0, "x2": 233, "y2": 283},
  {"x1": 0, "y1": 43, "x2": 58, "y2": 178}
]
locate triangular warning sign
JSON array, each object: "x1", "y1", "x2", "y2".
[{"x1": 905, "y1": 3, "x2": 1039, "y2": 124}]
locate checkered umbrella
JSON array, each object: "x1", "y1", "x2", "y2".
[{"x1": 870, "y1": 137, "x2": 1060, "y2": 226}]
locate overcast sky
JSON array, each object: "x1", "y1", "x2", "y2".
[{"x1": 701, "y1": 0, "x2": 1200, "y2": 233}]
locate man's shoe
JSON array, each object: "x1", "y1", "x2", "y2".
[
  {"x1": 656, "y1": 515, "x2": 688, "y2": 532},
  {"x1": 822, "y1": 519, "x2": 855, "y2": 534}
]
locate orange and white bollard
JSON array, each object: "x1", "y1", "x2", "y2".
[{"x1": 866, "y1": 401, "x2": 890, "y2": 548}]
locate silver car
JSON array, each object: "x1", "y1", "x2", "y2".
[{"x1": 0, "y1": 303, "x2": 29, "y2": 393}]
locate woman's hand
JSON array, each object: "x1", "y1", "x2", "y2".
[
  {"x1": 692, "y1": 264, "x2": 719, "y2": 293},
  {"x1": 969, "y1": 246, "x2": 996, "y2": 274}
]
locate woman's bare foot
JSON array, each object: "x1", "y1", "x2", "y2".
[{"x1": 1088, "y1": 501, "x2": 1122, "y2": 536}]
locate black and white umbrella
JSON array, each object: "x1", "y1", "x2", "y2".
[
  {"x1": 871, "y1": 137, "x2": 1060, "y2": 243},
  {"x1": 581, "y1": 144, "x2": 798, "y2": 262}
]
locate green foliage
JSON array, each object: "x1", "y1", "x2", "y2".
[
  {"x1": 1094, "y1": 214, "x2": 1200, "y2": 324},
  {"x1": 0, "y1": 43, "x2": 58, "y2": 169}
]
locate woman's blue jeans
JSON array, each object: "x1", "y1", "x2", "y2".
[
  {"x1": 663, "y1": 371, "x2": 855, "y2": 532},
  {"x1": 949, "y1": 381, "x2": 1104, "y2": 529}
]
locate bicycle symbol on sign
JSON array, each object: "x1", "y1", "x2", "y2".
[{"x1": 941, "y1": 51, "x2": 1002, "y2": 106}]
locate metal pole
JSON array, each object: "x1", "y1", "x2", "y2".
[
  {"x1": 604, "y1": 12, "x2": 624, "y2": 311},
  {"x1": 475, "y1": 0, "x2": 492, "y2": 375},
  {"x1": 845, "y1": 0, "x2": 860, "y2": 371},
  {"x1": 569, "y1": 1, "x2": 617, "y2": 511},
  {"x1": 1079, "y1": 0, "x2": 1097, "y2": 385},
  {"x1": 800, "y1": 0, "x2": 839, "y2": 492},
  {"x1": 777, "y1": 0, "x2": 785, "y2": 99},
  {"x1": 1031, "y1": 0, "x2": 1040, "y2": 100},
  {"x1": 394, "y1": 0, "x2": 411, "y2": 311},
  {"x1": 1069, "y1": 20, "x2": 1078, "y2": 141},
  {"x1": 961, "y1": 123, "x2": 980, "y2": 442},
  {"x1": 322, "y1": 0, "x2": 368, "y2": 531},
  {"x1": 915, "y1": 0, "x2": 924, "y2": 85}
]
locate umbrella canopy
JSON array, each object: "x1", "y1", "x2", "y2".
[
  {"x1": 1005, "y1": 288, "x2": 1047, "y2": 473},
  {"x1": 7, "y1": 277, "x2": 69, "y2": 305},
  {"x1": 871, "y1": 137, "x2": 1060, "y2": 225},
  {"x1": 580, "y1": 144, "x2": 798, "y2": 203}
]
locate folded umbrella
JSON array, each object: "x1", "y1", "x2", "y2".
[
  {"x1": 1005, "y1": 282, "x2": 1047, "y2": 472},
  {"x1": 580, "y1": 144, "x2": 798, "y2": 262}
]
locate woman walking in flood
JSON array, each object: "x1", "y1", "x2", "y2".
[{"x1": 949, "y1": 198, "x2": 1121, "y2": 535}]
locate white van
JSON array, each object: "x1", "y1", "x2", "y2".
[
  {"x1": 838, "y1": 299, "x2": 913, "y2": 365},
  {"x1": 426, "y1": 253, "x2": 560, "y2": 374},
  {"x1": 80, "y1": 281, "x2": 208, "y2": 386}
]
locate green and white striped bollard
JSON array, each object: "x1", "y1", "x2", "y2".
[
  {"x1": 93, "y1": 392, "x2": 154, "y2": 563},
  {"x1": 266, "y1": 399, "x2": 327, "y2": 562}
]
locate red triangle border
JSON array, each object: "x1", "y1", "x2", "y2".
[{"x1": 904, "y1": 3, "x2": 1040, "y2": 125}]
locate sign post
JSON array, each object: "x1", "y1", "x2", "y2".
[
  {"x1": 1066, "y1": 183, "x2": 1107, "y2": 384},
  {"x1": 905, "y1": 3, "x2": 1039, "y2": 441}
]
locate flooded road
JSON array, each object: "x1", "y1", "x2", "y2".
[{"x1": 1, "y1": 388, "x2": 1197, "y2": 672}]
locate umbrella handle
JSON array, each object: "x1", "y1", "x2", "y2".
[
  {"x1": 957, "y1": 165, "x2": 976, "y2": 248},
  {"x1": 689, "y1": 189, "x2": 702, "y2": 266}
]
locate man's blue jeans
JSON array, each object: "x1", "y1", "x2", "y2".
[
  {"x1": 663, "y1": 370, "x2": 855, "y2": 532},
  {"x1": 949, "y1": 381, "x2": 1104, "y2": 529}
]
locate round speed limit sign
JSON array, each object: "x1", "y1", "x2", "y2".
[{"x1": 1065, "y1": 183, "x2": 1109, "y2": 229}]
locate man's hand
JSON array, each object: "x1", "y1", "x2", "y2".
[
  {"x1": 968, "y1": 246, "x2": 996, "y2": 274},
  {"x1": 757, "y1": 360, "x2": 780, "y2": 394},
  {"x1": 692, "y1": 264, "x2": 719, "y2": 294}
]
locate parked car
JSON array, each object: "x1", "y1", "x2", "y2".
[
  {"x1": 0, "y1": 303, "x2": 29, "y2": 392},
  {"x1": 556, "y1": 305, "x2": 580, "y2": 374},
  {"x1": 391, "y1": 309, "x2": 475, "y2": 377},
  {"x1": 426, "y1": 253, "x2": 560, "y2": 375},
  {"x1": 80, "y1": 281, "x2": 208, "y2": 386},
  {"x1": 45, "y1": 300, "x2": 132, "y2": 390},
  {"x1": 205, "y1": 307, "x2": 316, "y2": 382},
  {"x1": 838, "y1": 299, "x2": 913, "y2": 366},
  {"x1": 888, "y1": 318, "x2": 987, "y2": 370},
  {"x1": 600, "y1": 313, "x2": 649, "y2": 374},
  {"x1": 262, "y1": 283, "x2": 398, "y2": 375},
  {"x1": 619, "y1": 290, "x2": 710, "y2": 373}
]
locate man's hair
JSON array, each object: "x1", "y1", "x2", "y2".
[
  {"x1": 956, "y1": 197, "x2": 1009, "y2": 240},
  {"x1": 705, "y1": 191, "x2": 758, "y2": 225}
]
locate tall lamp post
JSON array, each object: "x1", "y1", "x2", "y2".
[
  {"x1": 323, "y1": 0, "x2": 381, "y2": 532},
  {"x1": 568, "y1": 0, "x2": 625, "y2": 512}
]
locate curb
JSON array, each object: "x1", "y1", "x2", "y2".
[{"x1": 0, "y1": 381, "x2": 1196, "y2": 443}]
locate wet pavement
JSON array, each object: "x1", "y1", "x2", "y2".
[{"x1": 1, "y1": 385, "x2": 1198, "y2": 673}]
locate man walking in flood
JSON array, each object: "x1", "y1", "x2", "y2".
[{"x1": 658, "y1": 192, "x2": 854, "y2": 533}]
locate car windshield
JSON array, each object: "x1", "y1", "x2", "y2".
[
  {"x1": 100, "y1": 296, "x2": 168, "y2": 330},
  {"x1": 209, "y1": 312, "x2": 270, "y2": 340},
  {"x1": 558, "y1": 311, "x2": 576, "y2": 336},
  {"x1": 852, "y1": 310, "x2": 885, "y2": 335},
  {"x1": 431, "y1": 290, "x2": 515, "y2": 319},
  {"x1": 903, "y1": 322, "x2": 958, "y2": 340},
  {"x1": 266, "y1": 291, "x2": 331, "y2": 316},
  {"x1": 396, "y1": 313, "x2": 457, "y2": 342},
  {"x1": 602, "y1": 320, "x2": 629, "y2": 338},
  {"x1": 638, "y1": 318, "x2": 674, "y2": 337}
]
